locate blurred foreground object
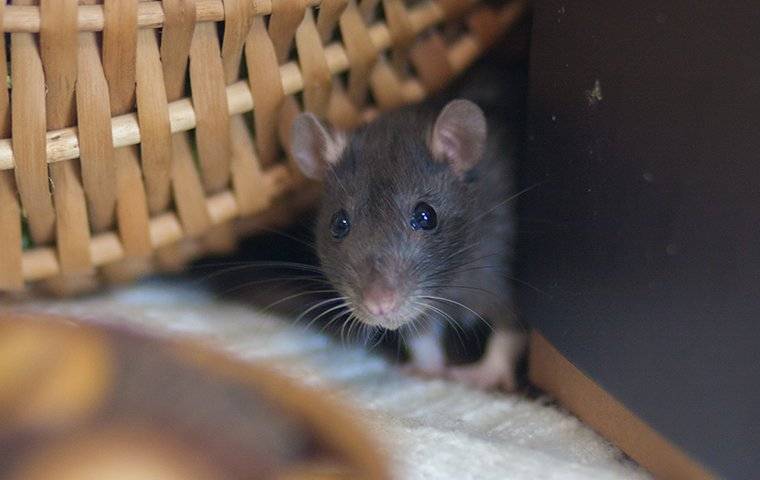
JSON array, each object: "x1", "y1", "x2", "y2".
[{"x1": 0, "y1": 312, "x2": 388, "y2": 480}]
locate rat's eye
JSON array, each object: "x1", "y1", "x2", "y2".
[
  {"x1": 410, "y1": 202, "x2": 437, "y2": 231},
  {"x1": 330, "y1": 209, "x2": 351, "y2": 239}
]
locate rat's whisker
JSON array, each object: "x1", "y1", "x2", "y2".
[
  {"x1": 189, "y1": 261, "x2": 326, "y2": 286},
  {"x1": 420, "y1": 295, "x2": 493, "y2": 331},
  {"x1": 262, "y1": 289, "x2": 342, "y2": 313},
  {"x1": 412, "y1": 300, "x2": 466, "y2": 350},
  {"x1": 422, "y1": 283, "x2": 501, "y2": 299},
  {"x1": 473, "y1": 181, "x2": 545, "y2": 223},
  {"x1": 305, "y1": 302, "x2": 354, "y2": 334},
  {"x1": 212, "y1": 276, "x2": 330, "y2": 299},
  {"x1": 322, "y1": 308, "x2": 354, "y2": 333},
  {"x1": 293, "y1": 296, "x2": 349, "y2": 326},
  {"x1": 246, "y1": 225, "x2": 318, "y2": 251},
  {"x1": 368, "y1": 327, "x2": 388, "y2": 352},
  {"x1": 303, "y1": 303, "x2": 350, "y2": 331}
]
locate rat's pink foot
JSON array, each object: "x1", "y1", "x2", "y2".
[
  {"x1": 401, "y1": 363, "x2": 446, "y2": 379},
  {"x1": 447, "y1": 329, "x2": 526, "y2": 391},
  {"x1": 448, "y1": 359, "x2": 518, "y2": 391}
]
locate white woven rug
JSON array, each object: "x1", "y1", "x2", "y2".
[{"x1": 30, "y1": 280, "x2": 649, "y2": 480}]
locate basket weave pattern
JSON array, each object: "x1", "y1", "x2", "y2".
[{"x1": 0, "y1": 0, "x2": 525, "y2": 294}]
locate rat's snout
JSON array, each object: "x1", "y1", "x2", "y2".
[{"x1": 362, "y1": 281, "x2": 400, "y2": 317}]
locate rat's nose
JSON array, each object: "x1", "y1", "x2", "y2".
[{"x1": 362, "y1": 283, "x2": 399, "y2": 317}]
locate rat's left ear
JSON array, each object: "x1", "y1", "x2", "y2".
[
  {"x1": 290, "y1": 112, "x2": 347, "y2": 180},
  {"x1": 429, "y1": 99, "x2": 487, "y2": 176}
]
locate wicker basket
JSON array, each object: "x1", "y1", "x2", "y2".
[{"x1": 0, "y1": 0, "x2": 526, "y2": 295}]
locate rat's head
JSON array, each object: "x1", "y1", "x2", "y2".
[{"x1": 291, "y1": 100, "x2": 487, "y2": 330}]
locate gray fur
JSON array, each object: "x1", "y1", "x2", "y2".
[{"x1": 313, "y1": 96, "x2": 517, "y2": 333}]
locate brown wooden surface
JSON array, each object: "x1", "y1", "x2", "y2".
[{"x1": 529, "y1": 332, "x2": 714, "y2": 480}]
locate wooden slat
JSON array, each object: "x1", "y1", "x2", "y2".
[
  {"x1": 229, "y1": 115, "x2": 269, "y2": 217},
  {"x1": 170, "y1": 132, "x2": 211, "y2": 237},
  {"x1": 136, "y1": 28, "x2": 173, "y2": 214},
  {"x1": 102, "y1": 0, "x2": 137, "y2": 115},
  {"x1": 268, "y1": 0, "x2": 308, "y2": 63},
  {"x1": 245, "y1": 16, "x2": 285, "y2": 167},
  {"x1": 160, "y1": 0, "x2": 211, "y2": 242},
  {"x1": 77, "y1": 32, "x2": 118, "y2": 232},
  {"x1": 101, "y1": 0, "x2": 151, "y2": 283},
  {"x1": 295, "y1": 8, "x2": 332, "y2": 116},
  {"x1": 220, "y1": 0, "x2": 254, "y2": 82},
  {"x1": 382, "y1": 0, "x2": 415, "y2": 75},
  {"x1": 113, "y1": 147, "x2": 153, "y2": 256},
  {"x1": 409, "y1": 32, "x2": 454, "y2": 94},
  {"x1": 160, "y1": 0, "x2": 196, "y2": 101},
  {"x1": 0, "y1": 171, "x2": 23, "y2": 290},
  {"x1": 39, "y1": 0, "x2": 93, "y2": 282},
  {"x1": 358, "y1": 0, "x2": 380, "y2": 23},
  {"x1": 189, "y1": 21, "x2": 232, "y2": 193},
  {"x1": 316, "y1": 0, "x2": 348, "y2": 43},
  {"x1": 10, "y1": 3, "x2": 55, "y2": 245},
  {"x1": 0, "y1": 3, "x2": 21, "y2": 289},
  {"x1": 369, "y1": 58, "x2": 407, "y2": 110},
  {"x1": 339, "y1": 0, "x2": 378, "y2": 107}
]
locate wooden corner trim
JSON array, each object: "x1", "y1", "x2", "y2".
[{"x1": 528, "y1": 331, "x2": 715, "y2": 480}]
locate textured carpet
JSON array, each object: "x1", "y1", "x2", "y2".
[{"x1": 29, "y1": 280, "x2": 649, "y2": 480}]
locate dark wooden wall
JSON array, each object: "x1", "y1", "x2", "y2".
[{"x1": 517, "y1": 2, "x2": 760, "y2": 478}]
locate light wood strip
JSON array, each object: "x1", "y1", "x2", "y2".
[
  {"x1": 325, "y1": 80, "x2": 360, "y2": 130},
  {"x1": 77, "y1": 32, "x2": 119, "y2": 232},
  {"x1": 382, "y1": 0, "x2": 414, "y2": 75},
  {"x1": 221, "y1": 1, "x2": 268, "y2": 221},
  {"x1": 136, "y1": 28, "x2": 173, "y2": 214},
  {"x1": 295, "y1": 8, "x2": 332, "y2": 116},
  {"x1": 339, "y1": 0, "x2": 378, "y2": 107},
  {"x1": 409, "y1": 32, "x2": 454, "y2": 94},
  {"x1": 100, "y1": 0, "x2": 151, "y2": 284},
  {"x1": 112, "y1": 147, "x2": 153, "y2": 256},
  {"x1": 268, "y1": 0, "x2": 308, "y2": 63},
  {"x1": 245, "y1": 16, "x2": 286, "y2": 167},
  {"x1": 229, "y1": 115, "x2": 269, "y2": 217},
  {"x1": 160, "y1": 0, "x2": 196, "y2": 101},
  {"x1": 357, "y1": 0, "x2": 380, "y2": 23},
  {"x1": 316, "y1": 0, "x2": 347, "y2": 43},
  {"x1": 0, "y1": 3, "x2": 21, "y2": 289},
  {"x1": 161, "y1": 0, "x2": 211, "y2": 241},
  {"x1": 189, "y1": 21, "x2": 232, "y2": 193},
  {"x1": 220, "y1": 0, "x2": 254, "y2": 82},
  {"x1": 10, "y1": 7, "x2": 55, "y2": 245},
  {"x1": 40, "y1": 0, "x2": 93, "y2": 279},
  {"x1": 369, "y1": 57, "x2": 406, "y2": 110},
  {"x1": 0, "y1": 171, "x2": 23, "y2": 290},
  {"x1": 103, "y1": 0, "x2": 138, "y2": 115},
  {"x1": 169, "y1": 132, "x2": 211, "y2": 237}
]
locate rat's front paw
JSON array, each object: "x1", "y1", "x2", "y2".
[
  {"x1": 447, "y1": 361, "x2": 518, "y2": 391},
  {"x1": 448, "y1": 329, "x2": 525, "y2": 391},
  {"x1": 401, "y1": 362, "x2": 447, "y2": 380}
]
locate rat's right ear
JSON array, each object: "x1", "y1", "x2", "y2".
[{"x1": 290, "y1": 113, "x2": 346, "y2": 180}]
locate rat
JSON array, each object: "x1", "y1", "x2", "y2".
[{"x1": 289, "y1": 62, "x2": 526, "y2": 390}]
